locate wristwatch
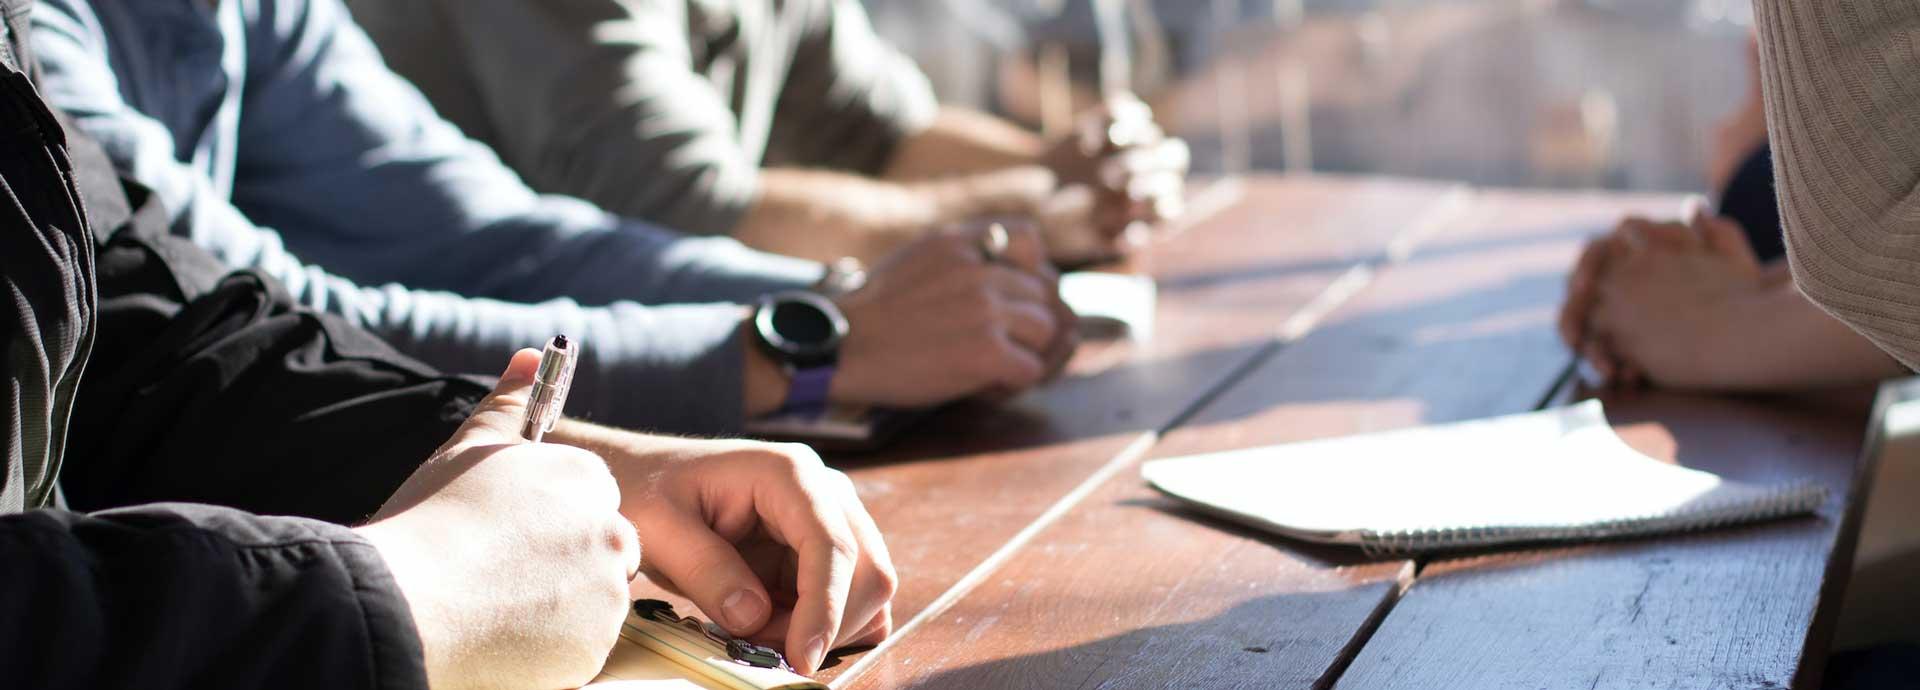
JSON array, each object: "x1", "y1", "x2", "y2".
[{"x1": 752, "y1": 290, "x2": 849, "y2": 413}]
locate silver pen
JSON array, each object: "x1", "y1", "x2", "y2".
[{"x1": 520, "y1": 334, "x2": 577, "y2": 442}]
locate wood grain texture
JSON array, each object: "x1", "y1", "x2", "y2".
[
  {"x1": 1334, "y1": 392, "x2": 1872, "y2": 690},
  {"x1": 836, "y1": 188, "x2": 1690, "y2": 689},
  {"x1": 810, "y1": 175, "x2": 1463, "y2": 681}
]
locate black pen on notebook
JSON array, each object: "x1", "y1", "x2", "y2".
[{"x1": 520, "y1": 335, "x2": 577, "y2": 443}]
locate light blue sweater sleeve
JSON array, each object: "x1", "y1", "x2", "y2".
[{"x1": 30, "y1": 0, "x2": 823, "y2": 434}]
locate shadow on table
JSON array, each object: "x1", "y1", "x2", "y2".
[
  {"x1": 1120, "y1": 495, "x2": 1402, "y2": 570},
  {"x1": 877, "y1": 591, "x2": 1390, "y2": 689},
  {"x1": 831, "y1": 267, "x2": 1572, "y2": 470}
]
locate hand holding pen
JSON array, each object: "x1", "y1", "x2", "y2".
[
  {"x1": 491, "y1": 335, "x2": 898, "y2": 675},
  {"x1": 358, "y1": 347, "x2": 638, "y2": 689}
]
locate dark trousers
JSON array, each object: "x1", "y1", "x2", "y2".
[
  {"x1": 1719, "y1": 144, "x2": 1785, "y2": 263},
  {"x1": 1826, "y1": 644, "x2": 1920, "y2": 690}
]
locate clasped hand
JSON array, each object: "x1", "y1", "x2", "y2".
[
  {"x1": 1039, "y1": 94, "x2": 1191, "y2": 263},
  {"x1": 1557, "y1": 209, "x2": 1773, "y2": 389}
]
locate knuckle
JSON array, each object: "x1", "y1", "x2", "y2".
[
  {"x1": 874, "y1": 560, "x2": 901, "y2": 600},
  {"x1": 762, "y1": 442, "x2": 824, "y2": 484},
  {"x1": 603, "y1": 517, "x2": 639, "y2": 559},
  {"x1": 828, "y1": 468, "x2": 857, "y2": 493},
  {"x1": 779, "y1": 442, "x2": 825, "y2": 468},
  {"x1": 824, "y1": 533, "x2": 860, "y2": 564}
]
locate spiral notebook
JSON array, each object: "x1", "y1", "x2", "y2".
[{"x1": 1142, "y1": 401, "x2": 1828, "y2": 555}]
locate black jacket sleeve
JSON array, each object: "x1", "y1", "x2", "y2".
[
  {"x1": 52, "y1": 105, "x2": 488, "y2": 525},
  {"x1": 0, "y1": 10, "x2": 448, "y2": 687},
  {"x1": 0, "y1": 502, "x2": 427, "y2": 690}
]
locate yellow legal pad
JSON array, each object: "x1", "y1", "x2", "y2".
[{"x1": 583, "y1": 606, "x2": 824, "y2": 690}]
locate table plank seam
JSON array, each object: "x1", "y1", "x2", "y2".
[
  {"x1": 832, "y1": 180, "x2": 1477, "y2": 689},
  {"x1": 831, "y1": 258, "x2": 1388, "y2": 689},
  {"x1": 828, "y1": 432, "x2": 1162, "y2": 688},
  {"x1": 1313, "y1": 364, "x2": 1576, "y2": 689},
  {"x1": 1314, "y1": 562, "x2": 1419, "y2": 690},
  {"x1": 1531, "y1": 362, "x2": 1579, "y2": 413}
]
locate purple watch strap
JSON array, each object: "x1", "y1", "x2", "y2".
[{"x1": 782, "y1": 365, "x2": 835, "y2": 413}]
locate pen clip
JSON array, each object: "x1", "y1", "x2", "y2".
[{"x1": 546, "y1": 340, "x2": 575, "y2": 434}]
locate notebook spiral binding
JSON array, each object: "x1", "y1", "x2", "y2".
[{"x1": 1356, "y1": 480, "x2": 1830, "y2": 557}]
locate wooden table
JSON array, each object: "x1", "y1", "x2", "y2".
[{"x1": 806, "y1": 175, "x2": 1871, "y2": 689}]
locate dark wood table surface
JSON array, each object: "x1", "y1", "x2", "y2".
[{"x1": 756, "y1": 175, "x2": 1872, "y2": 689}]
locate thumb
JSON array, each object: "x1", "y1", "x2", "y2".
[
  {"x1": 638, "y1": 507, "x2": 775, "y2": 638},
  {"x1": 448, "y1": 348, "x2": 545, "y2": 450}
]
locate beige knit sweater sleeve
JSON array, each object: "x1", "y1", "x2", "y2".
[{"x1": 1756, "y1": 0, "x2": 1920, "y2": 370}]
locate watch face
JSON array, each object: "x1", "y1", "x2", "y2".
[
  {"x1": 757, "y1": 291, "x2": 847, "y2": 365},
  {"x1": 771, "y1": 299, "x2": 835, "y2": 345}
]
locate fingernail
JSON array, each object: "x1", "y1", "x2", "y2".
[
  {"x1": 721, "y1": 589, "x2": 765, "y2": 631},
  {"x1": 804, "y1": 634, "x2": 829, "y2": 673}
]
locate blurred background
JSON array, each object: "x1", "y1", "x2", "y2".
[{"x1": 862, "y1": 0, "x2": 1757, "y2": 193}]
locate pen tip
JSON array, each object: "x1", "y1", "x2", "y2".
[{"x1": 553, "y1": 334, "x2": 569, "y2": 349}]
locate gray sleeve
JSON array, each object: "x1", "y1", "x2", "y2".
[
  {"x1": 1755, "y1": 0, "x2": 1920, "y2": 369},
  {"x1": 354, "y1": 0, "x2": 765, "y2": 236},
  {"x1": 764, "y1": 0, "x2": 940, "y2": 175},
  {"x1": 368, "y1": 291, "x2": 761, "y2": 435}
]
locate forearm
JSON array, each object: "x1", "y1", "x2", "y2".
[
  {"x1": 1708, "y1": 282, "x2": 1907, "y2": 390},
  {"x1": 882, "y1": 107, "x2": 1048, "y2": 181},
  {"x1": 734, "y1": 170, "x2": 939, "y2": 263},
  {"x1": 735, "y1": 167, "x2": 1054, "y2": 263}
]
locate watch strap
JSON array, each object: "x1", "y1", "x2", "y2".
[{"x1": 782, "y1": 364, "x2": 836, "y2": 413}]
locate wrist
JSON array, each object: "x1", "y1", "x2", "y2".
[
  {"x1": 742, "y1": 312, "x2": 792, "y2": 418},
  {"x1": 913, "y1": 177, "x2": 978, "y2": 221},
  {"x1": 744, "y1": 293, "x2": 850, "y2": 415},
  {"x1": 1697, "y1": 284, "x2": 1779, "y2": 386},
  {"x1": 848, "y1": 184, "x2": 936, "y2": 261},
  {"x1": 354, "y1": 522, "x2": 458, "y2": 686}
]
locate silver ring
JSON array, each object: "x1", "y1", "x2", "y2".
[{"x1": 980, "y1": 222, "x2": 1010, "y2": 264}]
